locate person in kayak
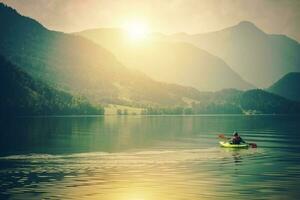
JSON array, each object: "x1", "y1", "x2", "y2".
[{"x1": 230, "y1": 131, "x2": 245, "y2": 144}]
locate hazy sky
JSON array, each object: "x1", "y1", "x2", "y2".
[{"x1": 1, "y1": 0, "x2": 300, "y2": 41}]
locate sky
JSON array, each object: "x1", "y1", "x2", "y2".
[{"x1": 1, "y1": 0, "x2": 300, "y2": 41}]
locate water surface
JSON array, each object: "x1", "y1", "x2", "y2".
[{"x1": 0, "y1": 115, "x2": 299, "y2": 199}]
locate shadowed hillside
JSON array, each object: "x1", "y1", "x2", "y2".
[
  {"x1": 0, "y1": 55, "x2": 104, "y2": 116},
  {"x1": 268, "y1": 72, "x2": 300, "y2": 102}
]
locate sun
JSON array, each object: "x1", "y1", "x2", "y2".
[{"x1": 124, "y1": 21, "x2": 149, "y2": 41}]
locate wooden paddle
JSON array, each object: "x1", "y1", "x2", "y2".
[{"x1": 218, "y1": 134, "x2": 257, "y2": 148}]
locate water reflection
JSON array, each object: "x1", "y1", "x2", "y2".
[
  {"x1": 230, "y1": 150, "x2": 243, "y2": 164},
  {"x1": 221, "y1": 148, "x2": 254, "y2": 165}
]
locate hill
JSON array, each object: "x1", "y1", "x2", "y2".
[
  {"x1": 169, "y1": 21, "x2": 300, "y2": 88},
  {"x1": 144, "y1": 89, "x2": 300, "y2": 115},
  {"x1": 77, "y1": 28, "x2": 253, "y2": 91},
  {"x1": 268, "y1": 72, "x2": 300, "y2": 102},
  {"x1": 0, "y1": 3, "x2": 205, "y2": 107},
  {"x1": 0, "y1": 55, "x2": 104, "y2": 117}
]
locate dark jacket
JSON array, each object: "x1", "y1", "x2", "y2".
[{"x1": 231, "y1": 135, "x2": 245, "y2": 144}]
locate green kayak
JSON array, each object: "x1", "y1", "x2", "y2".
[{"x1": 219, "y1": 141, "x2": 249, "y2": 148}]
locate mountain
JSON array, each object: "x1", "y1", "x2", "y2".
[
  {"x1": 169, "y1": 21, "x2": 300, "y2": 88},
  {"x1": 1, "y1": 3, "x2": 299, "y2": 115},
  {"x1": 0, "y1": 55, "x2": 104, "y2": 117},
  {"x1": 0, "y1": 3, "x2": 205, "y2": 107},
  {"x1": 77, "y1": 28, "x2": 253, "y2": 91},
  {"x1": 268, "y1": 72, "x2": 300, "y2": 102}
]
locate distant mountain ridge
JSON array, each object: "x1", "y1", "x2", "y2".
[
  {"x1": 169, "y1": 21, "x2": 300, "y2": 88},
  {"x1": 77, "y1": 28, "x2": 254, "y2": 91},
  {"x1": 268, "y1": 72, "x2": 300, "y2": 102}
]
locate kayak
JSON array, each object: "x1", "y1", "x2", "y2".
[{"x1": 219, "y1": 141, "x2": 249, "y2": 148}]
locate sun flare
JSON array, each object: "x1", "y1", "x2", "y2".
[{"x1": 124, "y1": 21, "x2": 149, "y2": 41}]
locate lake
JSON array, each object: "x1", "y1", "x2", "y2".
[{"x1": 0, "y1": 115, "x2": 299, "y2": 199}]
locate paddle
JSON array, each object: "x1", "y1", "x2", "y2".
[{"x1": 218, "y1": 134, "x2": 257, "y2": 148}]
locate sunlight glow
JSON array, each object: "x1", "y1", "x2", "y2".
[{"x1": 124, "y1": 21, "x2": 149, "y2": 41}]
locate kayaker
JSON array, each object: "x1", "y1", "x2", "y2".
[{"x1": 230, "y1": 131, "x2": 245, "y2": 144}]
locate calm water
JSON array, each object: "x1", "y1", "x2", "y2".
[{"x1": 0, "y1": 115, "x2": 299, "y2": 199}]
